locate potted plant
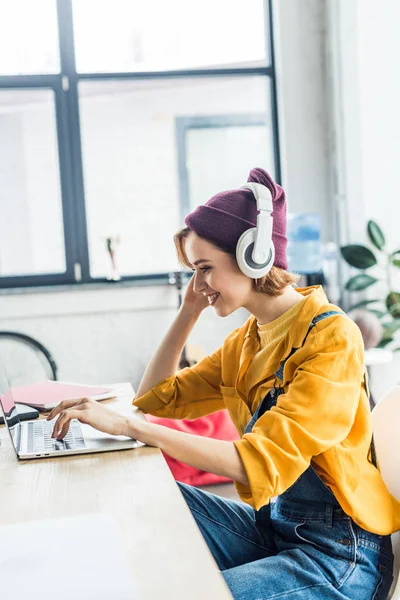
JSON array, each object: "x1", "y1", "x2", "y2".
[{"x1": 340, "y1": 220, "x2": 400, "y2": 350}]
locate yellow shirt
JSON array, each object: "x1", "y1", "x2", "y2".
[
  {"x1": 133, "y1": 286, "x2": 400, "y2": 535},
  {"x1": 244, "y1": 298, "x2": 306, "y2": 410}
]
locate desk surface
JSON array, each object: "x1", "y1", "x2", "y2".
[{"x1": 0, "y1": 383, "x2": 233, "y2": 600}]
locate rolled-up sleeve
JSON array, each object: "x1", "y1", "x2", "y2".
[
  {"x1": 132, "y1": 347, "x2": 224, "y2": 419},
  {"x1": 234, "y1": 323, "x2": 364, "y2": 510}
]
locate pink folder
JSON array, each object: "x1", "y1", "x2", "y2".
[
  {"x1": 1, "y1": 390, "x2": 15, "y2": 414},
  {"x1": 8, "y1": 381, "x2": 115, "y2": 411}
]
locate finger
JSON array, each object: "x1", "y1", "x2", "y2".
[
  {"x1": 51, "y1": 412, "x2": 67, "y2": 438},
  {"x1": 47, "y1": 400, "x2": 74, "y2": 421},
  {"x1": 57, "y1": 421, "x2": 71, "y2": 441},
  {"x1": 51, "y1": 409, "x2": 80, "y2": 438},
  {"x1": 47, "y1": 398, "x2": 86, "y2": 421}
]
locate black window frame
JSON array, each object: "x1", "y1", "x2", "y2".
[{"x1": 0, "y1": 0, "x2": 281, "y2": 289}]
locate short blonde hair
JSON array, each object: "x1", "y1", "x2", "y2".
[{"x1": 173, "y1": 227, "x2": 299, "y2": 297}]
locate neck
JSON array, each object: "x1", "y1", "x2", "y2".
[{"x1": 245, "y1": 285, "x2": 305, "y2": 325}]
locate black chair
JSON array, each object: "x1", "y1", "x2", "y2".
[{"x1": 0, "y1": 331, "x2": 58, "y2": 384}]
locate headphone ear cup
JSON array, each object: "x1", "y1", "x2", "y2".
[{"x1": 236, "y1": 228, "x2": 275, "y2": 279}]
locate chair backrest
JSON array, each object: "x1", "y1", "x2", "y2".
[
  {"x1": 371, "y1": 386, "x2": 400, "y2": 599},
  {"x1": 371, "y1": 387, "x2": 400, "y2": 500}
]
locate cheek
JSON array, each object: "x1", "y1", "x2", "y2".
[
  {"x1": 218, "y1": 275, "x2": 250, "y2": 300},
  {"x1": 231, "y1": 271, "x2": 252, "y2": 292}
]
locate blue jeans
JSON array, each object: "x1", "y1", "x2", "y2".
[{"x1": 178, "y1": 468, "x2": 394, "y2": 599}]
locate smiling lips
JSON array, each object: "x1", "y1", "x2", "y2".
[{"x1": 207, "y1": 292, "x2": 220, "y2": 306}]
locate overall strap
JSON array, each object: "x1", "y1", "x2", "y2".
[{"x1": 274, "y1": 310, "x2": 345, "y2": 382}]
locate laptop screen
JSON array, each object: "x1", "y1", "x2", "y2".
[{"x1": 0, "y1": 380, "x2": 21, "y2": 456}]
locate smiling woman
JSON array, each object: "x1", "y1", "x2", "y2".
[
  {"x1": 131, "y1": 167, "x2": 398, "y2": 599},
  {"x1": 52, "y1": 166, "x2": 399, "y2": 600}
]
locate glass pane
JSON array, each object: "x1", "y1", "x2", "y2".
[
  {"x1": 0, "y1": 89, "x2": 66, "y2": 276},
  {"x1": 79, "y1": 76, "x2": 274, "y2": 277},
  {"x1": 0, "y1": 1, "x2": 60, "y2": 75},
  {"x1": 73, "y1": 0, "x2": 267, "y2": 73},
  {"x1": 186, "y1": 124, "x2": 274, "y2": 212}
]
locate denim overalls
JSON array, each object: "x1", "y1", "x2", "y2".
[{"x1": 178, "y1": 311, "x2": 394, "y2": 599}]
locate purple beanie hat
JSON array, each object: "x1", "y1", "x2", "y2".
[{"x1": 185, "y1": 168, "x2": 288, "y2": 270}]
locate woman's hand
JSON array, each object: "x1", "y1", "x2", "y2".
[
  {"x1": 181, "y1": 274, "x2": 209, "y2": 316},
  {"x1": 47, "y1": 398, "x2": 130, "y2": 440}
]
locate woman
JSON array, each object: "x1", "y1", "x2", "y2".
[{"x1": 49, "y1": 168, "x2": 398, "y2": 599}]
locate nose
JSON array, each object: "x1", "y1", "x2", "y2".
[{"x1": 193, "y1": 270, "x2": 206, "y2": 294}]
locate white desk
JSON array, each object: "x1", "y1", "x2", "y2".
[
  {"x1": 364, "y1": 348, "x2": 393, "y2": 367},
  {"x1": 0, "y1": 383, "x2": 233, "y2": 600}
]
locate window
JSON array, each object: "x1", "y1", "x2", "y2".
[
  {"x1": 72, "y1": 0, "x2": 268, "y2": 73},
  {"x1": 0, "y1": 0, "x2": 280, "y2": 288},
  {"x1": 0, "y1": 0, "x2": 60, "y2": 75},
  {"x1": 0, "y1": 88, "x2": 65, "y2": 277},
  {"x1": 176, "y1": 113, "x2": 275, "y2": 219}
]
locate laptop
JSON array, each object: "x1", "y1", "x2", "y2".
[{"x1": 0, "y1": 382, "x2": 140, "y2": 460}]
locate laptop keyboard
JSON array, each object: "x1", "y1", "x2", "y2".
[{"x1": 27, "y1": 419, "x2": 86, "y2": 454}]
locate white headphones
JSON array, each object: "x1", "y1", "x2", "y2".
[{"x1": 236, "y1": 182, "x2": 275, "y2": 279}]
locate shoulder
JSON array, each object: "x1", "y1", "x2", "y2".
[{"x1": 308, "y1": 306, "x2": 364, "y2": 356}]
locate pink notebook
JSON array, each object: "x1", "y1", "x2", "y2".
[{"x1": 8, "y1": 381, "x2": 115, "y2": 411}]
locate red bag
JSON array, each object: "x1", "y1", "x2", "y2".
[{"x1": 147, "y1": 409, "x2": 239, "y2": 486}]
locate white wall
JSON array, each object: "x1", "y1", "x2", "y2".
[
  {"x1": 274, "y1": 0, "x2": 333, "y2": 242},
  {"x1": 357, "y1": 0, "x2": 400, "y2": 400},
  {"x1": 325, "y1": 0, "x2": 400, "y2": 399},
  {"x1": 0, "y1": 284, "x2": 248, "y2": 387},
  {"x1": 357, "y1": 0, "x2": 400, "y2": 250},
  {"x1": 0, "y1": 1, "x2": 332, "y2": 387}
]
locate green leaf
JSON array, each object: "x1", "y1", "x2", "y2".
[
  {"x1": 386, "y1": 292, "x2": 400, "y2": 318},
  {"x1": 390, "y1": 251, "x2": 400, "y2": 268},
  {"x1": 348, "y1": 299, "x2": 383, "y2": 311},
  {"x1": 345, "y1": 274, "x2": 378, "y2": 291},
  {"x1": 368, "y1": 309, "x2": 386, "y2": 318},
  {"x1": 377, "y1": 337, "x2": 393, "y2": 348},
  {"x1": 367, "y1": 220, "x2": 385, "y2": 250},
  {"x1": 382, "y1": 319, "x2": 400, "y2": 339},
  {"x1": 340, "y1": 245, "x2": 377, "y2": 269}
]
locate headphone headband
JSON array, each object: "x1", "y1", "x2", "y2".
[{"x1": 240, "y1": 182, "x2": 272, "y2": 213}]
